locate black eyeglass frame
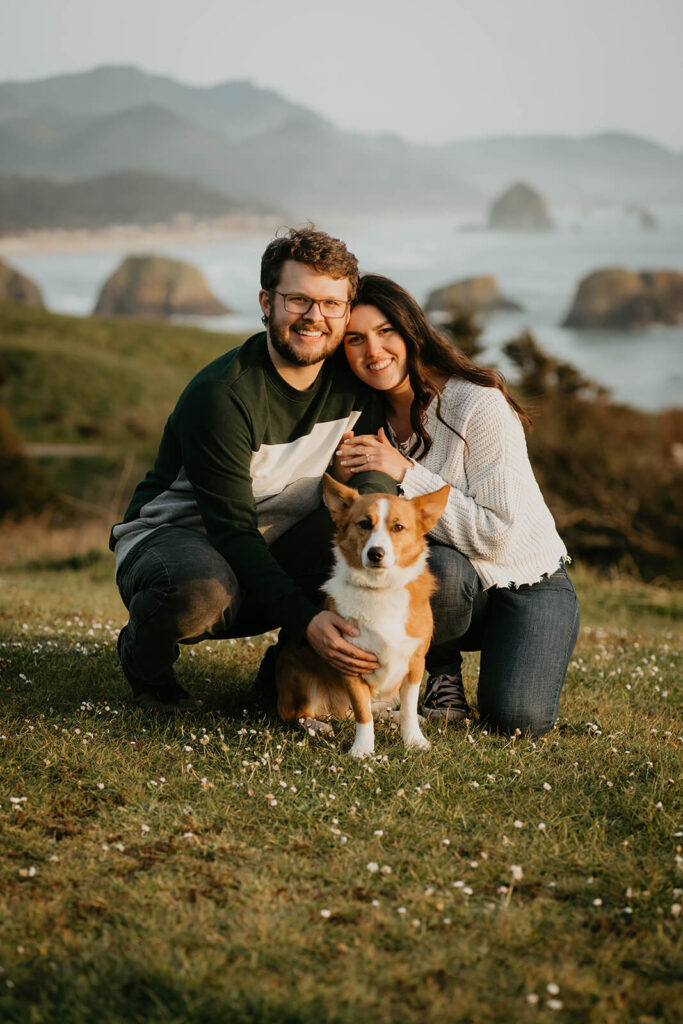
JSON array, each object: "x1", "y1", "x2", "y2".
[{"x1": 272, "y1": 290, "x2": 350, "y2": 319}]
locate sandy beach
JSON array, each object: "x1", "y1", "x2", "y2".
[{"x1": 0, "y1": 214, "x2": 282, "y2": 256}]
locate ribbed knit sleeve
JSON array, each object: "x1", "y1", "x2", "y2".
[
  {"x1": 400, "y1": 389, "x2": 521, "y2": 560},
  {"x1": 398, "y1": 380, "x2": 567, "y2": 589}
]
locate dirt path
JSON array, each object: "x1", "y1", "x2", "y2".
[{"x1": 26, "y1": 444, "x2": 105, "y2": 457}]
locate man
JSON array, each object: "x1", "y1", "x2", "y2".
[{"x1": 111, "y1": 227, "x2": 395, "y2": 711}]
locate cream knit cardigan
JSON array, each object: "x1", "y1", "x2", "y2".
[{"x1": 397, "y1": 377, "x2": 568, "y2": 590}]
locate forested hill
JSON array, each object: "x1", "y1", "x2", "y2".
[{"x1": 0, "y1": 171, "x2": 267, "y2": 233}]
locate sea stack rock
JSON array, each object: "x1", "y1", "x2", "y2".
[
  {"x1": 488, "y1": 182, "x2": 554, "y2": 232},
  {"x1": 94, "y1": 255, "x2": 231, "y2": 318},
  {"x1": 563, "y1": 267, "x2": 683, "y2": 328},
  {"x1": 0, "y1": 259, "x2": 45, "y2": 309},
  {"x1": 425, "y1": 275, "x2": 522, "y2": 316},
  {"x1": 627, "y1": 204, "x2": 658, "y2": 230}
]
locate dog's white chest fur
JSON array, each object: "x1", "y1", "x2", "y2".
[{"x1": 323, "y1": 557, "x2": 423, "y2": 694}]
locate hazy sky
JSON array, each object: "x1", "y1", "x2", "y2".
[{"x1": 3, "y1": 0, "x2": 683, "y2": 149}]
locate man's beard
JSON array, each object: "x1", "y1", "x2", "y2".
[{"x1": 267, "y1": 311, "x2": 342, "y2": 367}]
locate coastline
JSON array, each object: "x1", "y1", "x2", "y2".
[{"x1": 0, "y1": 214, "x2": 282, "y2": 256}]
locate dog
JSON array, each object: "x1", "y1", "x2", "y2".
[{"x1": 276, "y1": 473, "x2": 449, "y2": 758}]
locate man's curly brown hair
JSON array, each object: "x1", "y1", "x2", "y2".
[{"x1": 260, "y1": 226, "x2": 359, "y2": 299}]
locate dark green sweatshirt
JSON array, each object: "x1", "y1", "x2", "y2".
[{"x1": 110, "y1": 332, "x2": 394, "y2": 639}]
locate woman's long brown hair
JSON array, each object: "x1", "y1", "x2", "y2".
[{"x1": 353, "y1": 274, "x2": 532, "y2": 458}]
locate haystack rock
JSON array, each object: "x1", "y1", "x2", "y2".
[
  {"x1": 425, "y1": 275, "x2": 522, "y2": 316},
  {"x1": 563, "y1": 267, "x2": 683, "y2": 328},
  {"x1": 626, "y1": 204, "x2": 658, "y2": 230},
  {"x1": 94, "y1": 255, "x2": 231, "y2": 318},
  {"x1": 488, "y1": 182, "x2": 554, "y2": 232},
  {"x1": 0, "y1": 259, "x2": 45, "y2": 309}
]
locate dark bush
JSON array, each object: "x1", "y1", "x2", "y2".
[
  {"x1": 0, "y1": 407, "x2": 59, "y2": 519},
  {"x1": 502, "y1": 331, "x2": 683, "y2": 581}
]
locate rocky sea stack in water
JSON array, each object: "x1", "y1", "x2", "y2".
[
  {"x1": 563, "y1": 267, "x2": 683, "y2": 328},
  {"x1": 425, "y1": 275, "x2": 522, "y2": 316},
  {"x1": 94, "y1": 255, "x2": 231, "y2": 319},
  {"x1": 488, "y1": 182, "x2": 554, "y2": 232},
  {"x1": 0, "y1": 259, "x2": 45, "y2": 309}
]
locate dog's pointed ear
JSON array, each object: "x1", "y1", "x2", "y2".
[
  {"x1": 323, "y1": 473, "x2": 360, "y2": 524},
  {"x1": 411, "y1": 485, "x2": 450, "y2": 535}
]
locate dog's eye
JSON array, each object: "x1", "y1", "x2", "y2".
[
  {"x1": 391, "y1": 523, "x2": 405, "y2": 533},
  {"x1": 357, "y1": 518, "x2": 373, "y2": 530}
]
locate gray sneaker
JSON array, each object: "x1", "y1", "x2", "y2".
[{"x1": 422, "y1": 670, "x2": 471, "y2": 723}]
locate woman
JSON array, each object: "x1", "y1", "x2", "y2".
[{"x1": 337, "y1": 274, "x2": 579, "y2": 736}]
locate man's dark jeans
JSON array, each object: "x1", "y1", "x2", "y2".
[
  {"x1": 427, "y1": 543, "x2": 580, "y2": 736},
  {"x1": 116, "y1": 508, "x2": 335, "y2": 684}
]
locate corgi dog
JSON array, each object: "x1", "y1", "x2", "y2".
[{"x1": 276, "y1": 473, "x2": 450, "y2": 758}]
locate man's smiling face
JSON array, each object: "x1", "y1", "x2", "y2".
[{"x1": 259, "y1": 260, "x2": 351, "y2": 367}]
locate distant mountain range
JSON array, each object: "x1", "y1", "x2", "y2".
[{"x1": 1, "y1": 65, "x2": 681, "y2": 220}]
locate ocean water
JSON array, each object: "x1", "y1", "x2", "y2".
[{"x1": 6, "y1": 211, "x2": 683, "y2": 411}]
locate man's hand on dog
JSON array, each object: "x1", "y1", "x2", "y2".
[{"x1": 306, "y1": 610, "x2": 379, "y2": 675}]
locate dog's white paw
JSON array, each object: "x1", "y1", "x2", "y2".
[
  {"x1": 299, "y1": 717, "x2": 334, "y2": 737},
  {"x1": 349, "y1": 745, "x2": 373, "y2": 759},
  {"x1": 404, "y1": 733, "x2": 431, "y2": 752}
]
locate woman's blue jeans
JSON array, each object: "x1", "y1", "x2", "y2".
[{"x1": 427, "y1": 543, "x2": 580, "y2": 736}]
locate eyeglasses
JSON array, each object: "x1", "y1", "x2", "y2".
[{"x1": 273, "y1": 291, "x2": 349, "y2": 319}]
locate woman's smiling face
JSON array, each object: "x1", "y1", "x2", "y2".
[{"x1": 343, "y1": 304, "x2": 409, "y2": 392}]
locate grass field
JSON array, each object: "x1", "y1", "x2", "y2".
[
  {"x1": 0, "y1": 534, "x2": 680, "y2": 1024},
  {"x1": 0, "y1": 302, "x2": 244, "y2": 512},
  {"x1": 0, "y1": 303, "x2": 242, "y2": 450}
]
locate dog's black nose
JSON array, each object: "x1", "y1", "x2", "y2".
[{"x1": 367, "y1": 546, "x2": 385, "y2": 564}]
